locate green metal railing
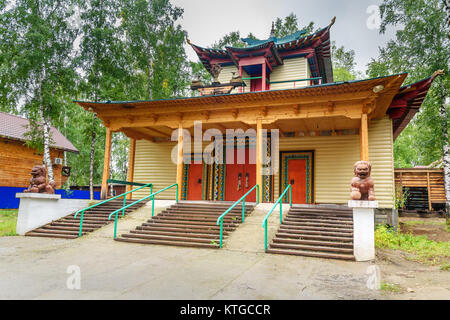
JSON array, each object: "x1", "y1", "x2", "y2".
[
  {"x1": 269, "y1": 77, "x2": 322, "y2": 85},
  {"x1": 216, "y1": 184, "x2": 259, "y2": 248},
  {"x1": 108, "y1": 183, "x2": 179, "y2": 239},
  {"x1": 74, "y1": 182, "x2": 153, "y2": 238},
  {"x1": 262, "y1": 185, "x2": 292, "y2": 251},
  {"x1": 107, "y1": 179, "x2": 148, "y2": 187}
]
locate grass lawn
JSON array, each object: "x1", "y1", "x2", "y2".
[{"x1": 0, "y1": 209, "x2": 18, "y2": 236}]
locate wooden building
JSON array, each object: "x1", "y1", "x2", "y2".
[
  {"x1": 0, "y1": 112, "x2": 79, "y2": 190},
  {"x1": 75, "y1": 18, "x2": 439, "y2": 212},
  {"x1": 395, "y1": 168, "x2": 446, "y2": 212}
]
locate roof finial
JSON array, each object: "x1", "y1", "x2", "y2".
[{"x1": 270, "y1": 21, "x2": 275, "y2": 38}]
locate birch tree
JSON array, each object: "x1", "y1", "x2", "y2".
[
  {"x1": 367, "y1": 0, "x2": 450, "y2": 213},
  {"x1": 0, "y1": 0, "x2": 78, "y2": 182}
]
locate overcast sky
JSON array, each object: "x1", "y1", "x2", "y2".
[{"x1": 171, "y1": 0, "x2": 398, "y2": 75}]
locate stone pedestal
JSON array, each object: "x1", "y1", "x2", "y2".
[
  {"x1": 348, "y1": 200, "x2": 379, "y2": 262},
  {"x1": 16, "y1": 193, "x2": 89, "y2": 235}
]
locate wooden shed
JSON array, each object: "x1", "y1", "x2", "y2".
[
  {"x1": 394, "y1": 168, "x2": 446, "y2": 212},
  {"x1": 0, "y1": 112, "x2": 79, "y2": 190}
]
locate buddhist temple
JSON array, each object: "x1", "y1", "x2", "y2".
[{"x1": 75, "y1": 17, "x2": 439, "y2": 214}]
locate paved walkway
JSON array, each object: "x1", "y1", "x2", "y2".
[{"x1": 0, "y1": 202, "x2": 382, "y2": 300}]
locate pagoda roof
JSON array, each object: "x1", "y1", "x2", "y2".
[
  {"x1": 387, "y1": 70, "x2": 443, "y2": 140},
  {"x1": 187, "y1": 17, "x2": 335, "y2": 84}
]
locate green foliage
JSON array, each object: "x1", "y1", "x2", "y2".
[
  {"x1": 375, "y1": 225, "x2": 450, "y2": 264},
  {"x1": 0, "y1": 0, "x2": 78, "y2": 159},
  {"x1": 273, "y1": 13, "x2": 314, "y2": 38},
  {"x1": 440, "y1": 263, "x2": 450, "y2": 271},
  {"x1": 0, "y1": 210, "x2": 18, "y2": 237},
  {"x1": 212, "y1": 13, "x2": 314, "y2": 50},
  {"x1": 394, "y1": 185, "x2": 409, "y2": 209},
  {"x1": 121, "y1": 0, "x2": 190, "y2": 100},
  {"x1": 380, "y1": 282, "x2": 403, "y2": 293},
  {"x1": 367, "y1": 0, "x2": 450, "y2": 167}
]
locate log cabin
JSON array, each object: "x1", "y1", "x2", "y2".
[
  {"x1": 0, "y1": 112, "x2": 79, "y2": 208},
  {"x1": 75, "y1": 18, "x2": 440, "y2": 217}
]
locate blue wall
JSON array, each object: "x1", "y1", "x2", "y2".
[{"x1": 0, "y1": 187, "x2": 100, "y2": 209}]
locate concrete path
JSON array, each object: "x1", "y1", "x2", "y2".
[{"x1": 0, "y1": 202, "x2": 383, "y2": 300}]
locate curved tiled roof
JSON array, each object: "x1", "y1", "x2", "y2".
[{"x1": 0, "y1": 112, "x2": 79, "y2": 153}]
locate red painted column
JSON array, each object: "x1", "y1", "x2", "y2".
[{"x1": 262, "y1": 62, "x2": 266, "y2": 91}]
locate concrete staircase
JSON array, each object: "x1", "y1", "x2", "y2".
[
  {"x1": 25, "y1": 199, "x2": 146, "y2": 239},
  {"x1": 115, "y1": 202, "x2": 256, "y2": 249},
  {"x1": 266, "y1": 206, "x2": 355, "y2": 260}
]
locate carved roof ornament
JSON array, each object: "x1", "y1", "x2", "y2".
[
  {"x1": 270, "y1": 21, "x2": 276, "y2": 38},
  {"x1": 210, "y1": 63, "x2": 222, "y2": 84}
]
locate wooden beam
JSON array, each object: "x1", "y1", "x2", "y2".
[
  {"x1": 144, "y1": 127, "x2": 171, "y2": 138},
  {"x1": 176, "y1": 123, "x2": 183, "y2": 200},
  {"x1": 97, "y1": 92, "x2": 372, "y2": 119},
  {"x1": 107, "y1": 102, "x2": 365, "y2": 131},
  {"x1": 256, "y1": 119, "x2": 263, "y2": 202},
  {"x1": 101, "y1": 128, "x2": 112, "y2": 200},
  {"x1": 360, "y1": 113, "x2": 369, "y2": 161},
  {"x1": 126, "y1": 138, "x2": 136, "y2": 199}
]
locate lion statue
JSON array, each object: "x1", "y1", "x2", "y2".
[
  {"x1": 23, "y1": 165, "x2": 56, "y2": 194},
  {"x1": 350, "y1": 161, "x2": 376, "y2": 201}
]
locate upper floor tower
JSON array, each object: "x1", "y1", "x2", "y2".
[{"x1": 188, "y1": 17, "x2": 335, "y2": 94}]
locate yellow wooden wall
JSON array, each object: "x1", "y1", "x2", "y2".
[
  {"x1": 217, "y1": 65, "x2": 250, "y2": 94},
  {"x1": 132, "y1": 116, "x2": 395, "y2": 207},
  {"x1": 274, "y1": 116, "x2": 394, "y2": 208},
  {"x1": 368, "y1": 116, "x2": 395, "y2": 208},
  {"x1": 132, "y1": 140, "x2": 177, "y2": 200},
  {"x1": 270, "y1": 58, "x2": 309, "y2": 90}
]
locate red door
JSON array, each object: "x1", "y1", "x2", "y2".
[
  {"x1": 187, "y1": 163, "x2": 203, "y2": 200},
  {"x1": 225, "y1": 148, "x2": 256, "y2": 202},
  {"x1": 288, "y1": 159, "x2": 307, "y2": 204}
]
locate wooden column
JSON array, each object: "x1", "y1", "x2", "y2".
[
  {"x1": 360, "y1": 113, "x2": 369, "y2": 161},
  {"x1": 126, "y1": 138, "x2": 136, "y2": 199},
  {"x1": 176, "y1": 123, "x2": 184, "y2": 199},
  {"x1": 101, "y1": 128, "x2": 112, "y2": 200},
  {"x1": 426, "y1": 172, "x2": 432, "y2": 211},
  {"x1": 261, "y1": 62, "x2": 266, "y2": 91},
  {"x1": 256, "y1": 119, "x2": 263, "y2": 202}
]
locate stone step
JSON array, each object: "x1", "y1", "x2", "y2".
[
  {"x1": 114, "y1": 236, "x2": 220, "y2": 249},
  {"x1": 130, "y1": 229, "x2": 222, "y2": 239},
  {"x1": 266, "y1": 248, "x2": 355, "y2": 261},
  {"x1": 122, "y1": 233, "x2": 219, "y2": 244},
  {"x1": 41, "y1": 225, "x2": 96, "y2": 232},
  {"x1": 287, "y1": 213, "x2": 353, "y2": 220},
  {"x1": 285, "y1": 216, "x2": 353, "y2": 224},
  {"x1": 279, "y1": 223, "x2": 353, "y2": 233},
  {"x1": 142, "y1": 221, "x2": 235, "y2": 232},
  {"x1": 136, "y1": 225, "x2": 230, "y2": 235},
  {"x1": 275, "y1": 232, "x2": 353, "y2": 243},
  {"x1": 153, "y1": 215, "x2": 242, "y2": 224},
  {"x1": 283, "y1": 219, "x2": 353, "y2": 229},
  {"x1": 25, "y1": 231, "x2": 79, "y2": 239},
  {"x1": 278, "y1": 226, "x2": 353, "y2": 237},
  {"x1": 272, "y1": 237, "x2": 353, "y2": 248},
  {"x1": 148, "y1": 217, "x2": 238, "y2": 228}
]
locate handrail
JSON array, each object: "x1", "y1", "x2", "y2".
[
  {"x1": 74, "y1": 182, "x2": 153, "y2": 237},
  {"x1": 216, "y1": 184, "x2": 259, "y2": 248},
  {"x1": 107, "y1": 179, "x2": 148, "y2": 187},
  {"x1": 269, "y1": 77, "x2": 322, "y2": 85},
  {"x1": 108, "y1": 183, "x2": 179, "y2": 239},
  {"x1": 262, "y1": 185, "x2": 292, "y2": 251}
]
